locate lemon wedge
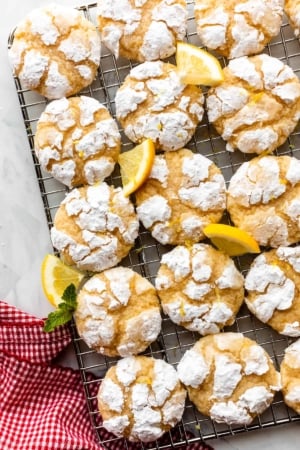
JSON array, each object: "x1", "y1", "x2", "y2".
[
  {"x1": 203, "y1": 224, "x2": 260, "y2": 257},
  {"x1": 176, "y1": 41, "x2": 224, "y2": 86},
  {"x1": 41, "y1": 254, "x2": 85, "y2": 307},
  {"x1": 118, "y1": 139, "x2": 155, "y2": 196}
]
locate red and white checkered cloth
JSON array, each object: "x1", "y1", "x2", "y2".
[{"x1": 0, "y1": 300, "x2": 213, "y2": 450}]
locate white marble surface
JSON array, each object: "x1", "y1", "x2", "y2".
[
  {"x1": 0, "y1": 0, "x2": 299, "y2": 449},
  {"x1": 0, "y1": 0, "x2": 84, "y2": 318}
]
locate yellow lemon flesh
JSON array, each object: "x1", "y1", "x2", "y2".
[
  {"x1": 176, "y1": 41, "x2": 224, "y2": 86},
  {"x1": 203, "y1": 224, "x2": 260, "y2": 257},
  {"x1": 41, "y1": 254, "x2": 85, "y2": 307},
  {"x1": 118, "y1": 138, "x2": 155, "y2": 196}
]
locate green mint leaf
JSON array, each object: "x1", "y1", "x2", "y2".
[
  {"x1": 57, "y1": 302, "x2": 74, "y2": 313},
  {"x1": 43, "y1": 283, "x2": 77, "y2": 333},
  {"x1": 61, "y1": 283, "x2": 77, "y2": 308},
  {"x1": 43, "y1": 309, "x2": 73, "y2": 332}
]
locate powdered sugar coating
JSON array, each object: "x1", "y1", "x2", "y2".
[
  {"x1": 276, "y1": 246, "x2": 300, "y2": 273},
  {"x1": 285, "y1": 386, "x2": 300, "y2": 403},
  {"x1": 281, "y1": 337, "x2": 300, "y2": 414},
  {"x1": 20, "y1": 50, "x2": 49, "y2": 88},
  {"x1": 213, "y1": 355, "x2": 242, "y2": 399},
  {"x1": 35, "y1": 96, "x2": 120, "y2": 188},
  {"x1": 140, "y1": 21, "x2": 174, "y2": 61},
  {"x1": 115, "y1": 86, "x2": 148, "y2": 119},
  {"x1": 102, "y1": 416, "x2": 130, "y2": 437},
  {"x1": 100, "y1": 379, "x2": 124, "y2": 412},
  {"x1": 130, "y1": 61, "x2": 164, "y2": 79},
  {"x1": 115, "y1": 61, "x2": 204, "y2": 151},
  {"x1": 214, "y1": 332, "x2": 243, "y2": 351},
  {"x1": 245, "y1": 247, "x2": 300, "y2": 336},
  {"x1": 124, "y1": 112, "x2": 196, "y2": 151},
  {"x1": 136, "y1": 149, "x2": 226, "y2": 245},
  {"x1": 195, "y1": 6, "x2": 228, "y2": 49},
  {"x1": 229, "y1": 157, "x2": 285, "y2": 207},
  {"x1": 27, "y1": 7, "x2": 61, "y2": 45},
  {"x1": 194, "y1": 0, "x2": 284, "y2": 59},
  {"x1": 97, "y1": 0, "x2": 187, "y2": 62},
  {"x1": 177, "y1": 333, "x2": 281, "y2": 425},
  {"x1": 156, "y1": 243, "x2": 244, "y2": 335},
  {"x1": 282, "y1": 322, "x2": 300, "y2": 337},
  {"x1": 149, "y1": 155, "x2": 169, "y2": 187},
  {"x1": 285, "y1": 0, "x2": 300, "y2": 37},
  {"x1": 206, "y1": 85, "x2": 249, "y2": 122},
  {"x1": 227, "y1": 155, "x2": 300, "y2": 247},
  {"x1": 158, "y1": 245, "x2": 191, "y2": 282},
  {"x1": 116, "y1": 356, "x2": 141, "y2": 386},
  {"x1": 206, "y1": 54, "x2": 300, "y2": 155},
  {"x1": 246, "y1": 264, "x2": 294, "y2": 322},
  {"x1": 51, "y1": 183, "x2": 139, "y2": 272},
  {"x1": 74, "y1": 267, "x2": 161, "y2": 357},
  {"x1": 210, "y1": 400, "x2": 252, "y2": 425},
  {"x1": 210, "y1": 386, "x2": 274, "y2": 424},
  {"x1": 137, "y1": 195, "x2": 171, "y2": 229},
  {"x1": 98, "y1": 356, "x2": 186, "y2": 442},
  {"x1": 177, "y1": 349, "x2": 210, "y2": 388},
  {"x1": 242, "y1": 344, "x2": 269, "y2": 376},
  {"x1": 283, "y1": 339, "x2": 300, "y2": 369},
  {"x1": 9, "y1": 4, "x2": 101, "y2": 99}
]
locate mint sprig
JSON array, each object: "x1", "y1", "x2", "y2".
[{"x1": 43, "y1": 283, "x2": 77, "y2": 332}]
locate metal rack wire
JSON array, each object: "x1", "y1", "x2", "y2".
[{"x1": 8, "y1": 1, "x2": 300, "y2": 448}]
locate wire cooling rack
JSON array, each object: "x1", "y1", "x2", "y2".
[{"x1": 8, "y1": 1, "x2": 300, "y2": 448}]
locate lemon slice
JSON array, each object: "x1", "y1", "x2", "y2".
[
  {"x1": 203, "y1": 224, "x2": 260, "y2": 256},
  {"x1": 175, "y1": 41, "x2": 224, "y2": 86},
  {"x1": 41, "y1": 254, "x2": 85, "y2": 307},
  {"x1": 118, "y1": 138, "x2": 155, "y2": 196}
]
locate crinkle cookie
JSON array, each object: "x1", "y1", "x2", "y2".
[
  {"x1": 245, "y1": 246, "x2": 300, "y2": 337},
  {"x1": 285, "y1": 0, "x2": 300, "y2": 38},
  {"x1": 97, "y1": 355, "x2": 186, "y2": 442},
  {"x1": 115, "y1": 61, "x2": 204, "y2": 151},
  {"x1": 74, "y1": 267, "x2": 161, "y2": 357},
  {"x1": 97, "y1": 0, "x2": 187, "y2": 62},
  {"x1": 227, "y1": 155, "x2": 300, "y2": 248},
  {"x1": 8, "y1": 4, "x2": 101, "y2": 99},
  {"x1": 194, "y1": 0, "x2": 284, "y2": 59},
  {"x1": 50, "y1": 183, "x2": 139, "y2": 272},
  {"x1": 206, "y1": 54, "x2": 300, "y2": 154},
  {"x1": 155, "y1": 244, "x2": 244, "y2": 335},
  {"x1": 280, "y1": 338, "x2": 300, "y2": 414},
  {"x1": 177, "y1": 332, "x2": 281, "y2": 425},
  {"x1": 34, "y1": 96, "x2": 121, "y2": 188},
  {"x1": 135, "y1": 149, "x2": 226, "y2": 245}
]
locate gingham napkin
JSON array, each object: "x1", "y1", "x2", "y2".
[{"x1": 0, "y1": 300, "x2": 213, "y2": 450}]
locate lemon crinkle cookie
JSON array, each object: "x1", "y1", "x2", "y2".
[
  {"x1": 280, "y1": 338, "x2": 300, "y2": 414},
  {"x1": 194, "y1": 0, "x2": 284, "y2": 59},
  {"x1": 177, "y1": 332, "x2": 281, "y2": 425},
  {"x1": 285, "y1": 0, "x2": 300, "y2": 38},
  {"x1": 155, "y1": 243, "x2": 244, "y2": 335},
  {"x1": 245, "y1": 246, "x2": 300, "y2": 337},
  {"x1": 9, "y1": 3, "x2": 101, "y2": 99},
  {"x1": 34, "y1": 96, "x2": 121, "y2": 188},
  {"x1": 206, "y1": 54, "x2": 300, "y2": 154},
  {"x1": 227, "y1": 155, "x2": 300, "y2": 247},
  {"x1": 115, "y1": 61, "x2": 204, "y2": 151},
  {"x1": 97, "y1": 0, "x2": 187, "y2": 62},
  {"x1": 97, "y1": 356, "x2": 186, "y2": 442},
  {"x1": 135, "y1": 149, "x2": 226, "y2": 245},
  {"x1": 50, "y1": 183, "x2": 139, "y2": 272},
  {"x1": 74, "y1": 267, "x2": 161, "y2": 357}
]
